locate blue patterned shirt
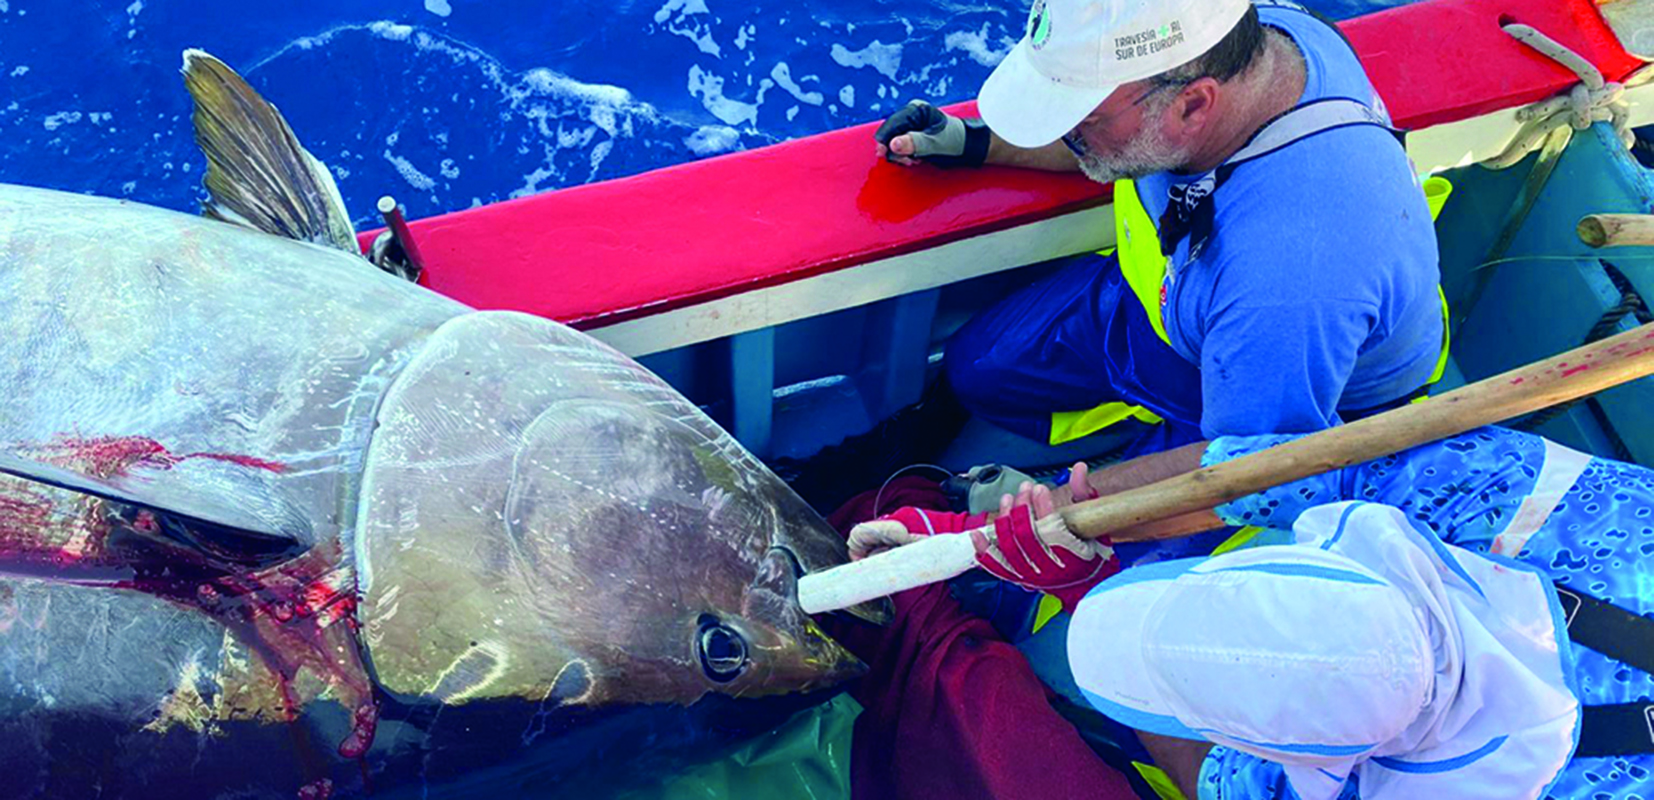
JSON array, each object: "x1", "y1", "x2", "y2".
[{"x1": 1195, "y1": 426, "x2": 1654, "y2": 799}]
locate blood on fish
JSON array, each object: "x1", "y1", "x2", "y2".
[
  {"x1": 118, "y1": 544, "x2": 379, "y2": 759},
  {"x1": 35, "y1": 435, "x2": 180, "y2": 478},
  {"x1": 337, "y1": 702, "x2": 380, "y2": 759},
  {"x1": 133, "y1": 510, "x2": 160, "y2": 534},
  {"x1": 0, "y1": 490, "x2": 55, "y2": 550},
  {"x1": 297, "y1": 778, "x2": 333, "y2": 800},
  {"x1": 190, "y1": 452, "x2": 290, "y2": 473},
  {"x1": 30, "y1": 434, "x2": 287, "y2": 479},
  {"x1": 0, "y1": 471, "x2": 378, "y2": 764}
]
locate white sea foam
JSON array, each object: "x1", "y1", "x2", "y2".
[
  {"x1": 424, "y1": 0, "x2": 452, "y2": 17},
  {"x1": 42, "y1": 111, "x2": 81, "y2": 131},
  {"x1": 769, "y1": 62, "x2": 822, "y2": 105},
  {"x1": 830, "y1": 41, "x2": 902, "y2": 80},
  {"x1": 944, "y1": 24, "x2": 1014, "y2": 67},
  {"x1": 655, "y1": 0, "x2": 720, "y2": 57},
  {"x1": 685, "y1": 124, "x2": 739, "y2": 155},
  {"x1": 688, "y1": 65, "x2": 763, "y2": 127},
  {"x1": 653, "y1": 0, "x2": 709, "y2": 24},
  {"x1": 383, "y1": 150, "x2": 437, "y2": 190},
  {"x1": 839, "y1": 85, "x2": 854, "y2": 107}
]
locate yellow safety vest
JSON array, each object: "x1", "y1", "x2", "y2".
[{"x1": 1047, "y1": 175, "x2": 1455, "y2": 446}]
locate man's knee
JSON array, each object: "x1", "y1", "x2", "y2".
[{"x1": 940, "y1": 325, "x2": 1003, "y2": 411}]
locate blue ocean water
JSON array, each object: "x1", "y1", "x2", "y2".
[{"x1": 0, "y1": 0, "x2": 1410, "y2": 230}]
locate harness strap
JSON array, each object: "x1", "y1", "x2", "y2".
[
  {"x1": 1576, "y1": 703, "x2": 1654, "y2": 758},
  {"x1": 1557, "y1": 586, "x2": 1654, "y2": 680},
  {"x1": 1157, "y1": 97, "x2": 1399, "y2": 261}
]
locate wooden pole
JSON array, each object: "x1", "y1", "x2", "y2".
[
  {"x1": 1066, "y1": 321, "x2": 1654, "y2": 540},
  {"x1": 1578, "y1": 213, "x2": 1654, "y2": 248},
  {"x1": 798, "y1": 321, "x2": 1654, "y2": 615}
]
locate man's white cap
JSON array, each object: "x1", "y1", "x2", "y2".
[
  {"x1": 1068, "y1": 502, "x2": 1580, "y2": 800},
  {"x1": 979, "y1": 0, "x2": 1252, "y2": 147}
]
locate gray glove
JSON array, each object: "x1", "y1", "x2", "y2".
[{"x1": 873, "y1": 100, "x2": 992, "y2": 169}]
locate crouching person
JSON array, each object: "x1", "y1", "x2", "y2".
[
  {"x1": 1077, "y1": 499, "x2": 1581, "y2": 799},
  {"x1": 855, "y1": 426, "x2": 1654, "y2": 798}
]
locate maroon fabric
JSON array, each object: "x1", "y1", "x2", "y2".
[{"x1": 826, "y1": 477, "x2": 1136, "y2": 800}]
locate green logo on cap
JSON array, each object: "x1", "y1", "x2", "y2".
[{"x1": 1028, "y1": 0, "x2": 1051, "y2": 48}]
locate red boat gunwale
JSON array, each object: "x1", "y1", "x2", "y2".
[{"x1": 356, "y1": 0, "x2": 1644, "y2": 341}]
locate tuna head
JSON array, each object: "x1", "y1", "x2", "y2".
[{"x1": 355, "y1": 312, "x2": 864, "y2": 713}]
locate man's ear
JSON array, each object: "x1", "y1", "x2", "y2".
[{"x1": 1168, "y1": 77, "x2": 1221, "y2": 139}]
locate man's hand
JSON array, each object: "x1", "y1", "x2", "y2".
[
  {"x1": 1048, "y1": 461, "x2": 1102, "y2": 508},
  {"x1": 848, "y1": 506, "x2": 990, "y2": 560},
  {"x1": 971, "y1": 482, "x2": 1118, "y2": 613},
  {"x1": 873, "y1": 100, "x2": 991, "y2": 169}
]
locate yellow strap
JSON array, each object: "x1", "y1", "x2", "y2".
[
  {"x1": 1417, "y1": 176, "x2": 1455, "y2": 399},
  {"x1": 1114, "y1": 178, "x2": 1174, "y2": 346},
  {"x1": 1062, "y1": 176, "x2": 1456, "y2": 435},
  {"x1": 1211, "y1": 525, "x2": 1265, "y2": 556},
  {"x1": 1049, "y1": 402, "x2": 1165, "y2": 446},
  {"x1": 1132, "y1": 761, "x2": 1190, "y2": 800},
  {"x1": 1427, "y1": 286, "x2": 1452, "y2": 387},
  {"x1": 1030, "y1": 593, "x2": 1065, "y2": 635}
]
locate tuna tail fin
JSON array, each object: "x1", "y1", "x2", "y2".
[{"x1": 180, "y1": 49, "x2": 359, "y2": 253}]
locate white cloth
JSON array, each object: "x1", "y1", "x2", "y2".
[{"x1": 1069, "y1": 501, "x2": 1580, "y2": 799}]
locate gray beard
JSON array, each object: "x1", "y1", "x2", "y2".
[
  {"x1": 1073, "y1": 104, "x2": 1192, "y2": 183},
  {"x1": 1075, "y1": 138, "x2": 1190, "y2": 184}
]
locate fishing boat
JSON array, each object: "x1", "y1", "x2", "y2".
[
  {"x1": 358, "y1": 0, "x2": 1654, "y2": 488},
  {"x1": 333, "y1": 0, "x2": 1654, "y2": 794}
]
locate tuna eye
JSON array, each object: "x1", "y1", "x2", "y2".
[{"x1": 697, "y1": 615, "x2": 748, "y2": 683}]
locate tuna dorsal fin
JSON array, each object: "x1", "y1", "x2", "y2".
[{"x1": 180, "y1": 49, "x2": 359, "y2": 252}]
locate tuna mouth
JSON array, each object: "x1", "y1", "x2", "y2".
[
  {"x1": 740, "y1": 548, "x2": 867, "y2": 688},
  {"x1": 768, "y1": 545, "x2": 807, "y2": 581},
  {"x1": 768, "y1": 544, "x2": 893, "y2": 627}
]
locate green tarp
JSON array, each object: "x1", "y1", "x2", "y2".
[{"x1": 615, "y1": 694, "x2": 860, "y2": 800}]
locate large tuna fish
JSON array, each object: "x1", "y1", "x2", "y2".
[{"x1": 0, "y1": 52, "x2": 878, "y2": 799}]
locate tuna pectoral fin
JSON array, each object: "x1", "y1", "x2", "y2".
[
  {"x1": 0, "y1": 451, "x2": 306, "y2": 564},
  {"x1": 180, "y1": 49, "x2": 359, "y2": 253}
]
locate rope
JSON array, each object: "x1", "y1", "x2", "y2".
[
  {"x1": 1485, "y1": 25, "x2": 1654, "y2": 169},
  {"x1": 869, "y1": 463, "x2": 954, "y2": 518}
]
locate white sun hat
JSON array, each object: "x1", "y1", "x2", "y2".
[
  {"x1": 978, "y1": 0, "x2": 1252, "y2": 147},
  {"x1": 1067, "y1": 501, "x2": 1581, "y2": 800}
]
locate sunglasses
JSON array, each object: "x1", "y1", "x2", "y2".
[{"x1": 1061, "y1": 78, "x2": 1195, "y2": 158}]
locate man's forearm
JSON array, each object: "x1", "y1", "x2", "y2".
[
  {"x1": 1083, "y1": 442, "x2": 1210, "y2": 498},
  {"x1": 1054, "y1": 442, "x2": 1228, "y2": 540},
  {"x1": 985, "y1": 131, "x2": 1081, "y2": 172}
]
